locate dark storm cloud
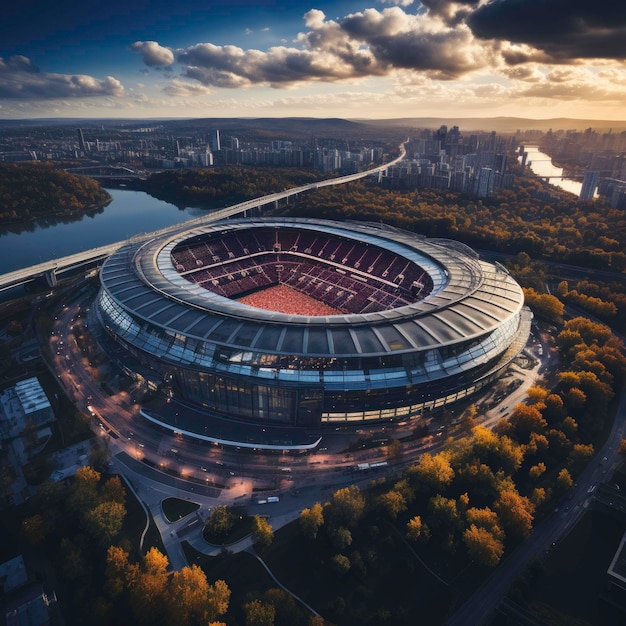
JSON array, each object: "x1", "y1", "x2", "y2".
[
  {"x1": 467, "y1": 0, "x2": 626, "y2": 62},
  {"x1": 418, "y1": 0, "x2": 481, "y2": 25}
]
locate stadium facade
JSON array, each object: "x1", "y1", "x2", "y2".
[{"x1": 95, "y1": 217, "x2": 531, "y2": 431}]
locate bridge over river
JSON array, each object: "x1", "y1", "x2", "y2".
[{"x1": 0, "y1": 143, "x2": 406, "y2": 292}]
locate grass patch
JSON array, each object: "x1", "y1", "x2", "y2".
[
  {"x1": 261, "y1": 514, "x2": 468, "y2": 625},
  {"x1": 509, "y1": 508, "x2": 625, "y2": 625},
  {"x1": 161, "y1": 497, "x2": 200, "y2": 523},
  {"x1": 182, "y1": 543, "x2": 279, "y2": 625}
]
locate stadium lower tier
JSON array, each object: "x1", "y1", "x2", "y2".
[{"x1": 95, "y1": 217, "x2": 533, "y2": 431}]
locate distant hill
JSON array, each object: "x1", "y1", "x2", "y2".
[
  {"x1": 1, "y1": 115, "x2": 625, "y2": 135},
  {"x1": 356, "y1": 117, "x2": 626, "y2": 133}
]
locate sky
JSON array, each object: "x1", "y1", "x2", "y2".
[{"x1": 1, "y1": 0, "x2": 625, "y2": 120}]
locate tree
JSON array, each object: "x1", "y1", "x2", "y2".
[
  {"x1": 494, "y1": 490, "x2": 534, "y2": 539},
  {"x1": 68, "y1": 465, "x2": 101, "y2": 513},
  {"x1": 84, "y1": 500, "x2": 126, "y2": 545},
  {"x1": 528, "y1": 463, "x2": 547, "y2": 481},
  {"x1": 331, "y1": 553, "x2": 351, "y2": 576},
  {"x1": 522, "y1": 288, "x2": 564, "y2": 323},
  {"x1": 129, "y1": 548, "x2": 170, "y2": 625},
  {"x1": 105, "y1": 545, "x2": 131, "y2": 600},
  {"x1": 299, "y1": 503, "x2": 324, "y2": 540},
  {"x1": 466, "y1": 507, "x2": 504, "y2": 540},
  {"x1": 504, "y1": 404, "x2": 547, "y2": 442},
  {"x1": 568, "y1": 443, "x2": 594, "y2": 471},
  {"x1": 329, "y1": 526, "x2": 352, "y2": 551},
  {"x1": 377, "y1": 489, "x2": 407, "y2": 520},
  {"x1": 252, "y1": 515, "x2": 274, "y2": 550},
  {"x1": 463, "y1": 524, "x2": 504, "y2": 567},
  {"x1": 101, "y1": 475, "x2": 126, "y2": 505},
  {"x1": 406, "y1": 516, "x2": 424, "y2": 541},
  {"x1": 327, "y1": 485, "x2": 365, "y2": 529},
  {"x1": 244, "y1": 599, "x2": 276, "y2": 626},
  {"x1": 428, "y1": 494, "x2": 459, "y2": 531},
  {"x1": 407, "y1": 452, "x2": 455, "y2": 492},
  {"x1": 21, "y1": 514, "x2": 47, "y2": 547},
  {"x1": 167, "y1": 565, "x2": 229, "y2": 626},
  {"x1": 207, "y1": 579, "x2": 231, "y2": 622},
  {"x1": 205, "y1": 505, "x2": 235, "y2": 539},
  {"x1": 556, "y1": 468, "x2": 573, "y2": 491}
]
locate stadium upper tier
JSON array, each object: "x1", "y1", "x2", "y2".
[{"x1": 96, "y1": 217, "x2": 531, "y2": 427}]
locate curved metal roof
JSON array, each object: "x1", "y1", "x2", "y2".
[{"x1": 99, "y1": 218, "x2": 525, "y2": 358}]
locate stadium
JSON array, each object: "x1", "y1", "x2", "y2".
[{"x1": 95, "y1": 217, "x2": 531, "y2": 440}]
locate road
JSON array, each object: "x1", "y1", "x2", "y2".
[
  {"x1": 0, "y1": 142, "x2": 407, "y2": 292},
  {"x1": 44, "y1": 284, "x2": 549, "y2": 575},
  {"x1": 446, "y1": 390, "x2": 626, "y2": 625}
]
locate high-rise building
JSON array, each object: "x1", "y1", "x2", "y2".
[
  {"x1": 475, "y1": 167, "x2": 495, "y2": 197},
  {"x1": 579, "y1": 170, "x2": 599, "y2": 202},
  {"x1": 210, "y1": 130, "x2": 221, "y2": 152},
  {"x1": 77, "y1": 128, "x2": 86, "y2": 153}
]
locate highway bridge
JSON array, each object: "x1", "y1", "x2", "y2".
[
  {"x1": 65, "y1": 165, "x2": 147, "y2": 180},
  {"x1": 0, "y1": 142, "x2": 406, "y2": 293}
]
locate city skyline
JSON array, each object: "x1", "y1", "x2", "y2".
[{"x1": 1, "y1": 1, "x2": 626, "y2": 121}]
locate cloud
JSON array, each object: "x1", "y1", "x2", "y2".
[
  {"x1": 130, "y1": 41, "x2": 175, "y2": 67},
  {"x1": 0, "y1": 55, "x2": 124, "y2": 99},
  {"x1": 162, "y1": 79, "x2": 212, "y2": 97},
  {"x1": 418, "y1": 0, "x2": 481, "y2": 26},
  {"x1": 159, "y1": 8, "x2": 491, "y2": 88},
  {"x1": 468, "y1": 1, "x2": 626, "y2": 63},
  {"x1": 378, "y1": 0, "x2": 415, "y2": 6}
]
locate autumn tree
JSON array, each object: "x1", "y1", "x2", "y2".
[
  {"x1": 406, "y1": 516, "x2": 424, "y2": 542},
  {"x1": 501, "y1": 404, "x2": 547, "y2": 442},
  {"x1": 68, "y1": 465, "x2": 101, "y2": 514},
  {"x1": 205, "y1": 505, "x2": 235, "y2": 539},
  {"x1": 494, "y1": 489, "x2": 535, "y2": 539},
  {"x1": 299, "y1": 503, "x2": 324, "y2": 540},
  {"x1": 377, "y1": 489, "x2": 407, "y2": 520},
  {"x1": 326, "y1": 485, "x2": 365, "y2": 529},
  {"x1": 244, "y1": 598, "x2": 276, "y2": 626},
  {"x1": 84, "y1": 500, "x2": 126, "y2": 546},
  {"x1": 128, "y1": 548, "x2": 170, "y2": 625},
  {"x1": 568, "y1": 443, "x2": 595, "y2": 471},
  {"x1": 105, "y1": 545, "x2": 132, "y2": 600},
  {"x1": 528, "y1": 463, "x2": 547, "y2": 481},
  {"x1": 328, "y1": 526, "x2": 352, "y2": 551},
  {"x1": 101, "y1": 475, "x2": 126, "y2": 505},
  {"x1": 463, "y1": 524, "x2": 504, "y2": 567},
  {"x1": 331, "y1": 554, "x2": 351, "y2": 577},
  {"x1": 252, "y1": 515, "x2": 274, "y2": 550},
  {"x1": 21, "y1": 513, "x2": 47, "y2": 547},
  {"x1": 556, "y1": 468, "x2": 574, "y2": 492},
  {"x1": 407, "y1": 452, "x2": 455, "y2": 492},
  {"x1": 428, "y1": 495, "x2": 460, "y2": 531},
  {"x1": 166, "y1": 565, "x2": 230, "y2": 626},
  {"x1": 522, "y1": 288, "x2": 564, "y2": 323}
]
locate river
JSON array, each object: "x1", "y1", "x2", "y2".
[
  {"x1": 0, "y1": 149, "x2": 585, "y2": 276},
  {"x1": 522, "y1": 145, "x2": 583, "y2": 197},
  {"x1": 0, "y1": 188, "x2": 209, "y2": 275}
]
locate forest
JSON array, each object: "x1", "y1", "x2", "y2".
[
  {"x1": 0, "y1": 162, "x2": 110, "y2": 226},
  {"x1": 279, "y1": 169, "x2": 626, "y2": 273},
  {"x1": 141, "y1": 167, "x2": 328, "y2": 208}
]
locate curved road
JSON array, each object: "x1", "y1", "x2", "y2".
[{"x1": 446, "y1": 390, "x2": 626, "y2": 625}]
